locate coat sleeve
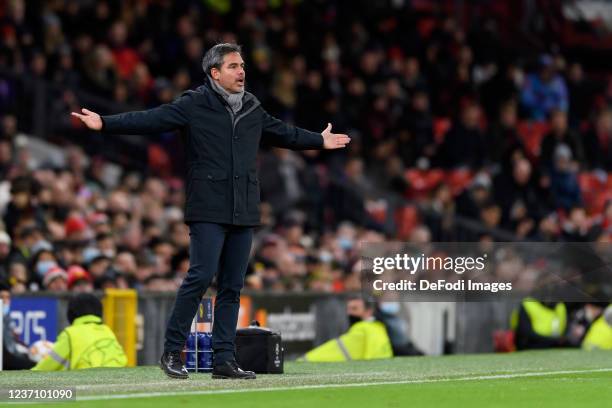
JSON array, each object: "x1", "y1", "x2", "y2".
[
  {"x1": 101, "y1": 92, "x2": 192, "y2": 134},
  {"x1": 261, "y1": 109, "x2": 323, "y2": 150},
  {"x1": 31, "y1": 331, "x2": 71, "y2": 371}
]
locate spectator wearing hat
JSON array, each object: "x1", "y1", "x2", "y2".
[
  {"x1": 64, "y1": 215, "x2": 89, "y2": 241},
  {"x1": 540, "y1": 109, "x2": 584, "y2": 170},
  {"x1": 43, "y1": 266, "x2": 68, "y2": 292},
  {"x1": 66, "y1": 265, "x2": 93, "y2": 292},
  {"x1": 30, "y1": 241, "x2": 58, "y2": 289},
  {"x1": 88, "y1": 213, "x2": 111, "y2": 235},
  {"x1": 521, "y1": 54, "x2": 569, "y2": 121},
  {"x1": 549, "y1": 144, "x2": 582, "y2": 211},
  {"x1": 81, "y1": 247, "x2": 111, "y2": 286}
]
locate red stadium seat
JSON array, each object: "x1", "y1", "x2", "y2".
[
  {"x1": 404, "y1": 169, "x2": 445, "y2": 200},
  {"x1": 433, "y1": 117, "x2": 452, "y2": 144},
  {"x1": 445, "y1": 169, "x2": 474, "y2": 196},
  {"x1": 578, "y1": 172, "x2": 606, "y2": 192},
  {"x1": 365, "y1": 199, "x2": 388, "y2": 224},
  {"x1": 517, "y1": 121, "x2": 549, "y2": 159},
  {"x1": 578, "y1": 172, "x2": 612, "y2": 214},
  {"x1": 395, "y1": 205, "x2": 419, "y2": 240}
]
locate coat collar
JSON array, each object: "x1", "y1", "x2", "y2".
[
  {"x1": 72, "y1": 314, "x2": 102, "y2": 325},
  {"x1": 195, "y1": 81, "x2": 259, "y2": 116}
]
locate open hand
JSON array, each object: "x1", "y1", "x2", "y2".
[
  {"x1": 71, "y1": 108, "x2": 103, "y2": 131},
  {"x1": 321, "y1": 123, "x2": 351, "y2": 149}
]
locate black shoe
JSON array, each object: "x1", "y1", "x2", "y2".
[
  {"x1": 160, "y1": 351, "x2": 189, "y2": 379},
  {"x1": 212, "y1": 360, "x2": 256, "y2": 379}
]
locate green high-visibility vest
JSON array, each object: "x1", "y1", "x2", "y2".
[
  {"x1": 64, "y1": 315, "x2": 127, "y2": 369},
  {"x1": 511, "y1": 299, "x2": 567, "y2": 337},
  {"x1": 582, "y1": 316, "x2": 612, "y2": 351},
  {"x1": 34, "y1": 315, "x2": 127, "y2": 371},
  {"x1": 303, "y1": 320, "x2": 393, "y2": 362}
]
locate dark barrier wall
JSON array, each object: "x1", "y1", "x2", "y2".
[
  {"x1": 11, "y1": 292, "x2": 519, "y2": 365},
  {"x1": 136, "y1": 291, "x2": 350, "y2": 365}
]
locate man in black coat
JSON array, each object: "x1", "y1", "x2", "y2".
[{"x1": 72, "y1": 43, "x2": 350, "y2": 379}]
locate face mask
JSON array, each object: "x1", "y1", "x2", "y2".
[
  {"x1": 3, "y1": 303, "x2": 9, "y2": 316},
  {"x1": 379, "y1": 302, "x2": 400, "y2": 315},
  {"x1": 319, "y1": 251, "x2": 333, "y2": 263},
  {"x1": 36, "y1": 261, "x2": 57, "y2": 277},
  {"x1": 348, "y1": 315, "x2": 362, "y2": 326},
  {"x1": 338, "y1": 237, "x2": 353, "y2": 250}
]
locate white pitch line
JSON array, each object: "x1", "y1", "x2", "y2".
[
  {"x1": 76, "y1": 371, "x2": 391, "y2": 391},
  {"x1": 76, "y1": 367, "x2": 612, "y2": 401}
]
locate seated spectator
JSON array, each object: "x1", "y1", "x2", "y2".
[
  {"x1": 561, "y1": 206, "x2": 597, "y2": 242},
  {"x1": 565, "y1": 303, "x2": 610, "y2": 348},
  {"x1": 32, "y1": 293, "x2": 127, "y2": 370},
  {"x1": 521, "y1": 54, "x2": 568, "y2": 121},
  {"x1": 549, "y1": 144, "x2": 582, "y2": 211},
  {"x1": 494, "y1": 157, "x2": 552, "y2": 229},
  {"x1": 0, "y1": 230, "x2": 10, "y2": 280},
  {"x1": 566, "y1": 62, "x2": 595, "y2": 126},
  {"x1": 539, "y1": 109, "x2": 584, "y2": 169},
  {"x1": 456, "y1": 174, "x2": 493, "y2": 220},
  {"x1": 511, "y1": 298, "x2": 567, "y2": 350},
  {"x1": 7, "y1": 261, "x2": 28, "y2": 293},
  {"x1": 30, "y1": 240, "x2": 59, "y2": 288},
  {"x1": 375, "y1": 302, "x2": 423, "y2": 356},
  {"x1": 584, "y1": 109, "x2": 612, "y2": 171},
  {"x1": 66, "y1": 265, "x2": 94, "y2": 293},
  {"x1": 438, "y1": 102, "x2": 485, "y2": 169},
  {"x1": 486, "y1": 101, "x2": 526, "y2": 171},
  {"x1": 399, "y1": 89, "x2": 435, "y2": 165},
  {"x1": 582, "y1": 304, "x2": 612, "y2": 350},
  {"x1": 300, "y1": 297, "x2": 393, "y2": 362},
  {"x1": 43, "y1": 266, "x2": 68, "y2": 292},
  {"x1": 1, "y1": 281, "x2": 36, "y2": 370}
]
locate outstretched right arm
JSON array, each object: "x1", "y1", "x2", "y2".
[{"x1": 71, "y1": 93, "x2": 192, "y2": 134}]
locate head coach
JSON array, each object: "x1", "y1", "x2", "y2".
[{"x1": 72, "y1": 43, "x2": 350, "y2": 379}]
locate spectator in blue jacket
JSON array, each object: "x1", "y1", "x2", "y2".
[{"x1": 521, "y1": 55, "x2": 569, "y2": 121}]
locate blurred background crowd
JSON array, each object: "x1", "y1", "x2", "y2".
[{"x1": 1, "y1": 0, "x2": 612, "y2": 295}]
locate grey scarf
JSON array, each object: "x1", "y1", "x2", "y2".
[{"x1": 209, "y1": 76, "x2": 244, "y2": 114}]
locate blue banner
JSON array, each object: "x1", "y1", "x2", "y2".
[{"x1": 9, "y1": 297, "x2": 58, "y2": 345}]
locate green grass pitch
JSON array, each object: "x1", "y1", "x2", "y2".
[{"x1": 1, "y1": 350, "x2": 611, "y2": 407}]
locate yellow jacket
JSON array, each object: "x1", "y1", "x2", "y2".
[
  {"x1": 32, "y1": 314, "x2": 127, "y2": 371},
  {"x1": 582, "y1": 315, "x2": 612, "y2": 351},
  {"x1": 303, "y1": 320, "x2": 393, "y2": 362}
]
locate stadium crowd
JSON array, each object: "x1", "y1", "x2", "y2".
[{"x1": 0, "y1": 0, "x2": 612, "y2": 294}]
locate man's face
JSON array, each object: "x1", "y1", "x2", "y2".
[
  {"x1": 346, "y1": 299, "x2": 367, "y2": 319},
  {"x1": 211, "y1": 52, "x2": 245, "y2": 93},
  {"x1": 47, "y1": 278, "x2": 67, "y2": 292}
]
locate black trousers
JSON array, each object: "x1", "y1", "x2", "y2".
[{"x1": 164, "y1": 222, "x2": 253, "y2": 365}]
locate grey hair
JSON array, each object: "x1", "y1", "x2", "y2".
[{"x1": 201, "y1": 43, "x2": 242, "y2": 77}]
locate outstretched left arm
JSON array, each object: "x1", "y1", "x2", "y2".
[{"x1": 261, "y1": 109, "x2": 350, "y2": 150}]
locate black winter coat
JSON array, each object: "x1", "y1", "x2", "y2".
[{"x1": 101, "y1": 82, "x2": 323, "y2": 226}]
